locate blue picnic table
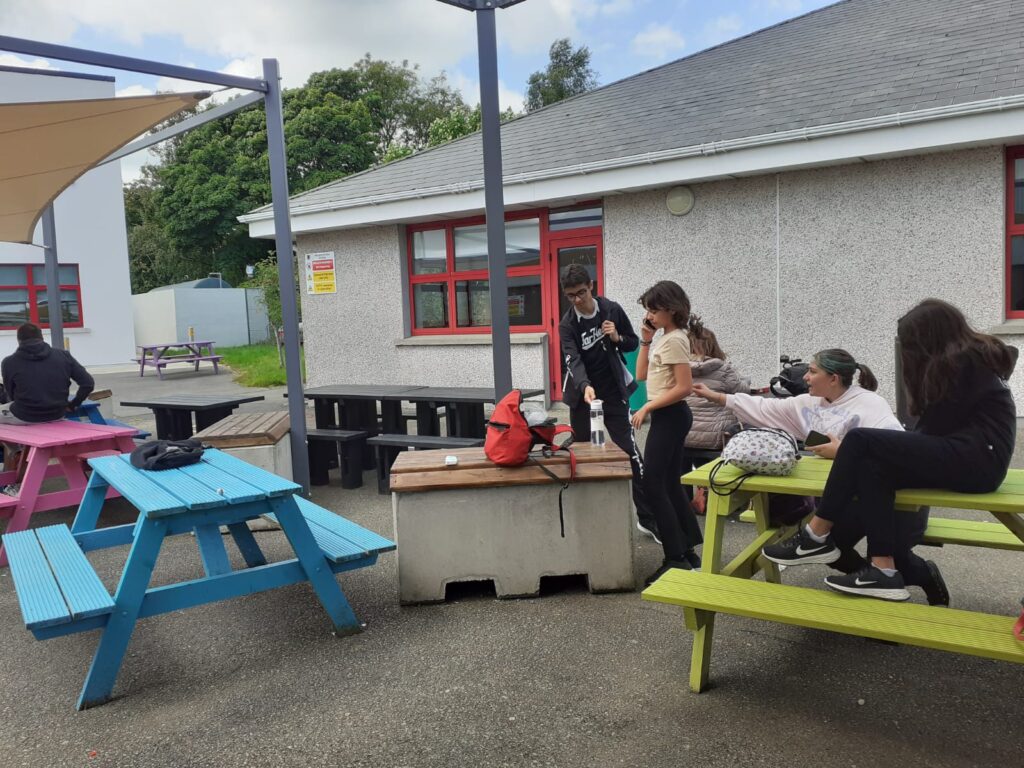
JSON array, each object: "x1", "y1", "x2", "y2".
[
  {"x1": 65, "y1": 399, "x2": 151, "y2": 440},
  {"x1": 1, "y1": 449, "x2": 395, "y2": 709}
]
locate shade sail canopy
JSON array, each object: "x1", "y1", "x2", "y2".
[{"x1": 0, "y1": 92, "x2": 206, "y2": 244}]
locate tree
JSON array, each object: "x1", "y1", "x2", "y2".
[
  {"x1": 126, "y1": 58, "x2": 470, "y2": 288},
  {"x1": 426, "y1": 104, "x2": 519, "y2": 148},
  {"x1": 525, "y1": 38, "x2": 598, "y2": 112}
]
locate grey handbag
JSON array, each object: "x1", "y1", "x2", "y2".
[{"x1": 709, "y1": 427, "x2": 800, "y2": 496}]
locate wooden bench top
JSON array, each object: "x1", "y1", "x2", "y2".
[
  {"x1": 194, "y1": 411, "x2": 290, "y2": 447},
  {"x1": 687, "y1": 458, "x2": 1024, "y2": 514},
  {"x1": 390, "y1": 442, "x2": 632, "y2": 492},
  {"x1": 644, "y1": 568, "x2": 1024, "y2": 665}
]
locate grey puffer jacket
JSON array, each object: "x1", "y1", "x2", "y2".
[{"x1": 684, "y1": 358, "x2": 742, "y2": 449}]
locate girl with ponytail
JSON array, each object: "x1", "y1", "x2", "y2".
[{"x1": 633, "y1": 280, "x2": 703, "y2": 585}]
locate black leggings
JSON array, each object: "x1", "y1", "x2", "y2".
[
  {"x1": 817, "y1": 427, "x2": 1007, "y2": 562},
  {"x1": 642, "y1": 402, "x2": 702, "y2": 560}
]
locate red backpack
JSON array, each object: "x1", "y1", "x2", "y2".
[{"x1": 485, "y1": 389, "x2": 577, "y2": 535}]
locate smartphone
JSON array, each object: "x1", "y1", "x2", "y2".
[
  {"x1": 804, "y1": 430, "x2": 830, "y2": 447},
  {"x1": 643, "y1": 318, "x2": 656, "y2": 330}
]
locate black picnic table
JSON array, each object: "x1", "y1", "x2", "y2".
[
  {"x1": 299, "y1": 385, "x2": 543, "y2": 471},
  {"x1": 120, "y1": 394, "x2": 266, "y2": 440}
]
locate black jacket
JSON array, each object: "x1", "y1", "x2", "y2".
[
  {"x1": 0, "y1": 340, "x2": 94, "y2": 423},
  {"x1": 559, "y1": 295, "x2": 639, "y2": 409}
]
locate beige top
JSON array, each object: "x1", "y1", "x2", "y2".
[{"x1": 646, "y1": 329, "x2": 691, "y2": 402}]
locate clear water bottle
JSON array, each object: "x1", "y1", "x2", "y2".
[{"x1": 590, "y1": 399, "x2": 606, "y2": 446}]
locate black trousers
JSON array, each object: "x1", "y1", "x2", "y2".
[
  {"x1": 817, "y1": 427, "x2": 1007, "y2": 571},
  {"x1": 570, "y1": 399, "x2": 656, "y2": 529},
  {"x1": 642, "y1": 401, "x2": 702, "y2": 561}
]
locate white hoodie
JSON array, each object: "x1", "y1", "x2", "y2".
[{"x1": 724, "y1": 384, "x2": 903, "y2": 440}]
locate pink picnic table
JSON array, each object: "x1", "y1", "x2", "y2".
[{"x1": 0, "y1": 421, "x2": 137, "y2": 567}]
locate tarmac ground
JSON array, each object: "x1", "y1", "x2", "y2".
[{"x1": 0, "y1": 363, "x2": 1021, "y2": 767}]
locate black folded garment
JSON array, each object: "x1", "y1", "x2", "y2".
[{"x1": 129, "y1": 439, "x2": 205, "y2": 471}]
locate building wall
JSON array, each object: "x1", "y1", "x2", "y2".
[
  {"x1": 604, "y1": 145, "x2": 1019, "y2": 405},
  {"x1": 295, "y1": 145, "x2": 1021, "y2": 409},
  {"x1": 0, "y1": 69, "x2": 136, "y2": 367},
  {"x1": 132, "y1": 288, "x2": 270, "y2": 347},
  {"x1": 296, "y1": 227, "x2": 547, "y2": 391}
]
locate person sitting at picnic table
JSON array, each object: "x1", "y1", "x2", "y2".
[
  {"x1": 757, "y1": 300, "x2": 1016, "y2": 602},
  {"x1": 0, "y1": 323, "x2": 94, "y2": 486},
  {"x1": 682, "y1": 325, "x2": 743, "y2": 511},
  {"x1": 693, "y1": 347, "x2": 949, "y2": 605}
]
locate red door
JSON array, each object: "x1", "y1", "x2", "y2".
[{"x1": 544, "y1": 232, "x2": 604, "y2": 400}]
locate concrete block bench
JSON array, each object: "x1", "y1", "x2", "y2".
[
  {"x1": 194, "y1": 411, "x2": 292, "y2": 479},
  {"x1": 367, "y1": 433, "x2": 485, "y2": 494},
  {"x1": 388, "y1": 442, "x2": 635, "y2": 604}
]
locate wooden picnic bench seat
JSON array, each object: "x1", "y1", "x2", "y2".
[
  {"x1": 307, "y1": 428, "x2": 368, "y2": 489},
  {"x1": 4, "y1": 525, "x2": 115, "y2": 632},
  {"x1": 736, "y1": 509, "x2": 1024, "y2": 551},
  {"x1": 367, "y1": 433, "x2": 485, "y2": 494},
  {"x1": 644, "y1": 568, "x2": 1024, "y2": 671},
  {"x1": 653, "y1": 458, "x2": 1024, "y2": 692}
]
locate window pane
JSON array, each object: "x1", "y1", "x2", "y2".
[
  {"x1": 413, "y1": 283, "x2": 448, "y2": 329},
  {"x1": 507, "y1": 275, "x2": 543, "y2": 326},
  {"x1": 454, "y1": 218, "x2": 540, "y2": 271},
  {"x1": 1011, "y1": 236, "x2": 1024, "y2": 312},
  {"x1": 31, "y1": 265, "x2": 79, "y2": 285},
  {"x1": 411, "y1": 229, "x2": 447, "y2": 275},
  {"x1": 549, "y1": 206, "x2": 603, "y2": 231},
  {"x1": 37, "y1": 289, "x2": 81, "y2": 325},
  {"x1": 0, "y1": 288, "x2": 30, "y2": 326},
  {"x1": 455, "y1": 280, "x2": 491, "y2": 327},
  {"x1": 0, "y1": 265, "x2": 27, "y2": 285}
]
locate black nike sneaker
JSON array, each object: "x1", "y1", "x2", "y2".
[
  {"x1": 824, "y1": 564, "x2": 910, "y2": 601},
  {"x1": 762, "y1": 527, "x2": 840, "y2": 566}
]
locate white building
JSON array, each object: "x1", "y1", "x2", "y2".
[{"x1": 0, "y1": 66, "x2": 135, "y2": 367}]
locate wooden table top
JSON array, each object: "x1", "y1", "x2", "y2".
[
  {"x1": 0, "y1": 420, "x2": 137, "y2": 448},
  {"x1": 390, "y1": 441, "x2": 631, "y2": 492},
  {"x1": 120, "y1": 394, "x2": 265, "y2": 410}
]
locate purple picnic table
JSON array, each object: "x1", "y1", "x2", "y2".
[
  {"x1": 0, "y1": 420, "x2": 136, "y2": 567},
  {"x1": 135, "y1": 340, "x2": 221, "y2": 379}
]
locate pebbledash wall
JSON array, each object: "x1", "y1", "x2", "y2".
[{"x1": 296, "y1": 145, "x2": 1023, "y2": 408}]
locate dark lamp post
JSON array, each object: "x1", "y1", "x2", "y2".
[{"x1": 436, "y1": 0, "x2": 527, "y2": 399}]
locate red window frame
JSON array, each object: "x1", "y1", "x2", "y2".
[
  {"x1": 0, "y1": 264, "x2": 84, "y2": 330},
  {"x1": 407, "y1": 209, "x2": 550, "y2": 335},
  {"x1": 1005, "y1": 146, "x2": 1024, "y2": 319}
]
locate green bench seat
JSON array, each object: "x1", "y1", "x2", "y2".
[
  {"x1": 644, "y1": 568, "x2": 1024, "y2": 666},
  {"x1": 4, "y1": 525, "x2": 114, "y2": 632},
  {"x1": 736, "y1": 509, "x2": 1024, "y2": 551}
]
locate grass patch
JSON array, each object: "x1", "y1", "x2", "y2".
[{"x1": 217, "y1": 343, "x2": 305, "y2": 387}]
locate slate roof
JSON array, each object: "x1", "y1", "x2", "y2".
[{"x1": 250, "y1": 0, "x2": 1024, "y2": 216}]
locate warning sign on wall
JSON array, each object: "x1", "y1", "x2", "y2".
[{"x1": 305, "y1": 252, "x2": 336, "y2": 294}]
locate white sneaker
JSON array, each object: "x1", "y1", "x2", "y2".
[{"x1": 636, "y1": 520, "x2": 662, "y2": 545}]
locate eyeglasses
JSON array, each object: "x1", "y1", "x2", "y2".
[{"x1": 563, "y1": 287, "x2": 590, "y2": 301}]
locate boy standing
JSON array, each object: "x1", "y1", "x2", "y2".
[{"x1": 558, "y1": 264, "x2": 658, "y2": 540}]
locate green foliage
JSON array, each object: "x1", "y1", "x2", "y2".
[
  {"x1": 525, "y1": 38, "x2": 598, "y2": 112},
  {"x1": 126, "y1": 57, "x2": 468, "y2": 290},
  {"x1": 426, "y1": 104, "x2": 519, "y2": 148},
  {"x1": 243, "y1": 256, "x2": 292, "y2": 330},
  {"x1": 218, "y1": 343, "x2": 305, "y2": 387}
]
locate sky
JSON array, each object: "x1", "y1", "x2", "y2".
[{"x1": 0, "y1": 0, "x2": 836, "y2": 182}]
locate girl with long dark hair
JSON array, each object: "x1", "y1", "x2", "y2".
[
  {"x1": 632, "y1": 280, "x2": 703, "y2": 585},
  {"x1": 762, "y1": 299, "x2": 1016, "y2": 601}
]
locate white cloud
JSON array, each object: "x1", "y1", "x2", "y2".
[
  {"x1": 703, "y1": 14, "x2": 744, "y2": 47},
  {"x1": 451, "y1": 71, "x2": 525, "y2": 115},
  {"x1": 115, "y1": 84, "x2": 153, "y2": 97},
  {"x1": 760, "y1": 0, "x2": 804, "y2": 10},
  {"x1": 0, "y1": 52, "x2": 58, "y2": 70},
  {"x1": 599, "y1": 0, "x2": 635, "y2": 15},
  {"x1": 631, "y1": 22, "x2": 686, "y2": 61}
]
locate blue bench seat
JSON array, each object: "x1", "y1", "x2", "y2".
[
  {"x1": 4, "y1": 524, "x2": 114, "y2": 633},
  {"x1": 266, "y1": 496, "x2": 396, "y2": 564}
]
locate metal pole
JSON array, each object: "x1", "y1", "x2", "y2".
[
  {"x1": 263, "y1": 58, "x2": 311, "y2": 494},
  {"x1": 40, "y1": 205, "x2": 64, "y2": 351},
  {"x1": 475, "y1": 7, "x2": 513, "y2": 398}
]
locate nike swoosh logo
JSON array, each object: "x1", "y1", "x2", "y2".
[
  {"x1": 795, "y1": 545, "x2": 825, "y2": 555},
  {"x1": 854, "y1": 578, "x2": 877, "y2": 586}
]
